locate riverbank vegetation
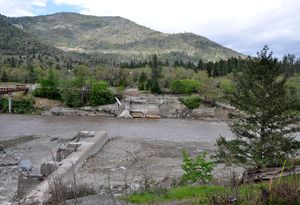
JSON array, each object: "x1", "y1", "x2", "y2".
[
  {"x1": 1, "y1": 51, "x2": 300, "y2": 112},
  {"x1": 127, "y1": 174, "x2": 300, "y2": 204},
  {"x1": 0, "y1": 93, "x2": 37, "y2": 114}
]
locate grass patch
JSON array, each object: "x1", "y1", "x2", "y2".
[
  {"x1": 127, "y1": 185, "x2": 225, "y2": 204},
  {"x1": 127, "y1": 174, "x2": 300, "y2": 205},
  {"x1": 0, "y1": 135, "x2": 38, "y2": 148}
]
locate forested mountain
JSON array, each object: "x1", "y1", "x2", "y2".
[
  {"x1": 10, "y1": 12, "x2": 243, "y2": 63},
  {"x1": 0, "y1": 14, "x2": 74, "y2": 69},
  {"x1": 0, "y1": 14, "x2": 67, "y2": 56}
]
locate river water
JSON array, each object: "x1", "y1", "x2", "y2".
[{"x1": 0, "y1": 114, "x2": 232, "y2": 142}]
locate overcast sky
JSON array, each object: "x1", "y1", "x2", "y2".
[{"x1": 0, "y1": 0, "x2": 299, "y2": 58}]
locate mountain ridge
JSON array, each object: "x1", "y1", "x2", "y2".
[{"x1": 9, "y1": 12, "x2": 243, "y2": 63}]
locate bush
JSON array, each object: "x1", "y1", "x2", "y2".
[
  {"x1": 170, "y1": 79, "x2": 201, "y2": 95},
  {"x1": 218, "y1": 79, "x2": 235, "y2": 94},
  {"x1": 90, "y1": 80, "x2": 114, "y2": 106},
  {"x1": 33, "y1": 69, "x2": 61, "y2": 100},
  {"x1": 179, "y1": 96, "x2": 201, "y2": 109},
  {"x1": 181, "y1": 150, "x2": 214, "y2": 184},
  {"x1": 61, "y1": 89, "x2": 82, "y2": 108},
  {"x1": 269, "y1": 183, "x2": 299, "y2": 205},
  {"x1": 0, "y1": 95, "x2": 35, "y2": 114},
  {"x1": 33, "y1": 87, "x2": 61, "y2": 100}
]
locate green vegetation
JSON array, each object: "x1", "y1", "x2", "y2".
[
  {"x1": 181, "y1": 150, "x2": 214, "y2": 184},
  {"x1": 149, "y1": 54, "x2": 162, "y2": 94},
  {"x1": 0, "y1": 14, "x2": 72, "y2": 71},
  {"x1": 33, "y1": 69, "x2": 61, "y2": 99},
  {"x1": 179, "y1": 96, "x2": 202, "y2": 109},
  {"x1": 127, "y1": 175, "x2": 300, "y2": 205},
  {"x1": 89, "y1": 80, "x2": 114, "y2": 106},
  {"x1": 171, "y1": 79, "x2": 202, "y2": 94},
  {"x1": 128, "y1": 185, "x2": 225, "y2": 204},
  {"x1": 0, "y1": 95, "x2": 37, "y2": 114},
  {"x1": 215, "y1": 46, "x2": 300, "y2": 168},
  {"x1": 60, "y1": 83, "x2": 82, "y2": 108},
  {"x1": 218, "y1": 78, "x2": 235, "y2": 94},
  {"x1": 0, "y1": 94, "x2": 36, "y2": 114}
]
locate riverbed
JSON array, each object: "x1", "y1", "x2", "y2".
[{"x1": 0, "y1": 114, "x2": 232, "y2": 141}]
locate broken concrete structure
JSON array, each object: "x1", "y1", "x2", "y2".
[
  {"x1": 40, "y1": 162, "x2": 58, "y2": 177},
  {"x1": 56, "y1": 147, "x2": 75, "y2": 162},
  {"x1": 22, "y1": 131, "x2": 109, "y2": 204}
]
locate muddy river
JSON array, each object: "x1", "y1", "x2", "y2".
[{"x1": 0, "y1": 114, "x2": 232, "y2": 142}]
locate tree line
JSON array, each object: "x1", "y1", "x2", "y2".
[{"x1": 118, "y1": 54, "x2": 300, "y2": 77}]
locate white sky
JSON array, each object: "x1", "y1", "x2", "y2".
[{"x1": 1, "y1": 0, "x2": 300, "y2": 57}]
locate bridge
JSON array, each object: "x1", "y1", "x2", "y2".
[
  {"x1": 0, "y1": 85, "x2": 29, "y2": 113},
  {"x1": 0, "y1": 85, "x2": 29, "y2": 95}
]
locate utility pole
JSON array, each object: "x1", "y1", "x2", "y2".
[{"x1": 8, "y1": 93, "x2": 12, "y2": 113}]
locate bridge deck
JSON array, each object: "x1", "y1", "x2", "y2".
[{"x1": 0, "y1": 86, "x2": 29, "y2": 95}]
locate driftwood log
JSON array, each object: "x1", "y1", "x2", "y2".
[{"x1": 241, "y1": 165, "x2": 300, "y2": 184}]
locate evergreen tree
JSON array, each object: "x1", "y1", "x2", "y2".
[
  {"x1": 1, "y1": 70, "x2": 9, "y2": 82},
  {"x1": 206, "y1": 62, "x2": 214, "y2": 77},
  {"x1": 27, "y1": 67, "x2": 37, "y2": 83},
  {"x1": 197, "y1": 59, "x2": 204, "y2": 70},
  {"x1": 150, "y1": 54, "x2": 162, "y2": 94},
  {"x1": 215, "y1": 46, "x2": 300, "y2": 168},
  {"x1": 138, "y1": 72, "x2": 148, "y2": 91}
]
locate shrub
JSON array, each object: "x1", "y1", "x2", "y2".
[
  {"x1": 170, "y1": 79, "x2": 201, "y2": 95},
  {"x1": 218, "y1": 79, "x2": 235, "y2": 94},
  {"x1": 89, "y1": 80, "x2": 114, "y2": 106},
  {"x1": 179, "y1": 96, "x2": 201, "y2": 109},
  {"x1": 269, "y1": 183, "x2": 299, "y2": 205},
  {"x1": 61, "y1": 89, "x2": 82, "y2": 108},
  {"x1": 0, "y1": 95, "x2": 35, "y2": 114},
  {"x1": 33, "y1": 69, "x2": 60, "y2": 100},
  {"x1": 181, "y1": 150, "x2": 214, "y2": 184}
]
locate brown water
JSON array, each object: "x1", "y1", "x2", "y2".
[{"x1": 0, "y1": 114, "x2": 232, "y2": 142}]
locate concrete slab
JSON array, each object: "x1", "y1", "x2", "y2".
[{"x1": 23, "y1": 131, "x2": 109, "y2": 205}]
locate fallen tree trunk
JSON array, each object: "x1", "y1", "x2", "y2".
[{"x1": 241, "y1": 165, "x2": 300, "y2": 184}]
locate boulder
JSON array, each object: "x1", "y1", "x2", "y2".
[
  {"x1": 191, "y1": 106, "x2": 216, "y2": 119},
  {"x1": 158, "y1": 100, "x2": 186, "y2": 118}
]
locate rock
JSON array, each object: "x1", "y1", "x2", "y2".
[
  {"x1": 19, "y1": 160, "x2": 32, "y2": 172},
  {"x1": 0, "y1": 154, "x2": 18, "y2": 167},
  {"x1": 80, "y1": 106, "x2": 93, "y2": 111},
  {"x1": 158, "y1": 100, "x2": 186, "y2": 118},
  {"x1": 95, "y1": 104, "x2": 118, "y2": 115},
  {"x1": 191, "y1": 106, "x2": 216, "y2": 119},
  {"x1": 0, "y1": 145, "x2": 5, "y2": 153},
  {"x1": 50, "y1": 137, "x2": 58, "y2": 142}
]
